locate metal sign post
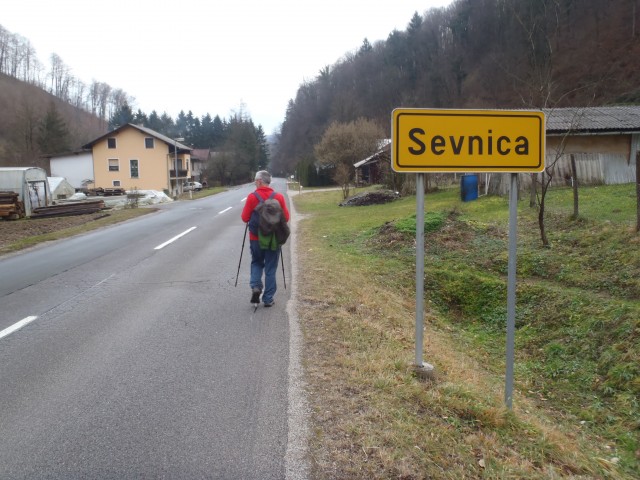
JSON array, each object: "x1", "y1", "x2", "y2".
[
  {"x1": 414, "y1": 174, "x2": 434, "y2": 377},
  {"x1": 505, "y1": 173, "x2": 518, "y2": 408},
  {"x1": 415, "y1": 173, "x2": 425, "y2": 366},
  {"x1": 392, "y1": 108, "x2": 545, "y2": 405}
]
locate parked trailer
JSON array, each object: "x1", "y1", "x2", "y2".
[{"x1": 0, "y1": 167, "x2": 50, "y2": 218}]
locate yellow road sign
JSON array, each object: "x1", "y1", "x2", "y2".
[{"x1": 392, "y1": 109, "x2": 545, "y2": 172}]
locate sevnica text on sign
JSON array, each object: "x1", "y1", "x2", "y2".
[{"x1": 392, "y1": 109, "x2": 545, "y2": 173}]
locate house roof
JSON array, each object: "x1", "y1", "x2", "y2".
[
  {"x1": 543, "y1": 106, "x2": 640, "y2": 135},
  {"x1": 190, "y1": 148, "x2": 210, "y2": 161},
  {"x1": 82, "y1": 124, "x2": 193, "y2": 151}
]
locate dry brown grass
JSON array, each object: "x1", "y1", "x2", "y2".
[{"x1": 294, "y1": 194, "x2": 628, "y2": 479}]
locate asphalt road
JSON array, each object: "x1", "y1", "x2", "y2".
[{"x1": 0, "y1": 179, "x2": 308, "y2": 479}]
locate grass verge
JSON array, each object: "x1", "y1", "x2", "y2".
[
  {"x1": 294, "y1": 184, "x2": 638, "y2": 479},
  {"x1": 177, "y1": 186, "x2": 228, "y2": 200}
]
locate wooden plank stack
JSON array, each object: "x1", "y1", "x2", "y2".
[
  {"x1": 0, "y1": 191, "x2": 25, "y2": 220},
  {"x1": 31, "y1": 200, "x2": 106, "y2": 218},
  {"x1": 84, "y1": 187, "x2": 126, "y2": 196}
]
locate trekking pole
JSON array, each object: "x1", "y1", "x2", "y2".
[
  {"x1": 235, "y1": 223, "x2": 249, "y2": 287},
  {"x1": 280, "y1": 246, "x2": 287, "y2": 290}
]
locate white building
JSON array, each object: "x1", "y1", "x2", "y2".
[{"x1": 46, "y1": 149, "x2": 94, "y2": 190}]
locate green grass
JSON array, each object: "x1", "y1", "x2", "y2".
[
  {"x1": 178, "y1": 186, "x2": 227, "y2": 199},
  {"x1": 543, "y1": 184, "x2": 638, "y2": 225},
  {"x1": 294, "y1": 183, "x2": 638, "y2": 479}
]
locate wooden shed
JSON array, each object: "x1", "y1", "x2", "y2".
[{"x1": 487, "y1": 106, "x2": 639, "y2": 195}]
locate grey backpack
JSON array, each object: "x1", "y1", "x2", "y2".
[{"x1": 253, "y1": 192, "x2": 290, "y2": 245}]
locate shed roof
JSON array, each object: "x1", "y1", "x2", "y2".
[
  {"x1": 543, "y1": 106, "x2": 640, "y2": 135},
  {"x1": 0, "y1": 167, "x2": 36, "y2": 171},
  {"x1": 41, "y1": 149, "x2": 92, "y2": 159},
  {"x1": 354, "y1": 139, "x2": 391, "y2": 168}
]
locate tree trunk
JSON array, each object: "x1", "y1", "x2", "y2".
[
  {"x1": 539, "y1": 171, "x2": 550, "y2": 247},
  {"x1": 529, "y1": 173, "x2": 537, "y2": 208},
  {"x1": 342, "y1": 183, "x2": 350, "y2": 200},
  {"x1": 539, "y1": 198, "x2": 549, "y2": 246},
  {"x1": 571, "y1": 154, "x2": 579, "y2": 219},
  {"x1": 636, "y1": 151, "x2": 639, "y2": 232}
]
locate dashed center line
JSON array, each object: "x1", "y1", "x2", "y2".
[
  {"x1": 218, "y1": 207, "x2": 232, "y2": 214},
  {"x1": 0, "y1": 316, "x2": 38, "y2": 340},
  {"x1": 154, "y1": 226, "x2": 197, "y2": 250}
]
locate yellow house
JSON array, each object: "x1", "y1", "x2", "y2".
[{"x1": 83, "y1": 124, "x2": 192, "y2": 195}]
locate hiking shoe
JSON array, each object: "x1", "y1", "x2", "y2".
[
  {"x1": 250, "y1": 288, "x2": 261, "y2": 304},
  {"x1": 263, "y1": 299, "x2": 275, "y2": 307}
]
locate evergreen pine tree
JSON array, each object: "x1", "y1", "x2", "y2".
[
  {"x1": 211, "y1": 115, "x2": 225, "y2": 148},
  {"x1": 37, "y1": 101, "x2": 71, "y2": 154},
  {"x1": 256, "y1": 125, "x2": 270, "y2": 170},
  {"x1": 147, "y1": 111, "x2": 163, "y2": 132},
  {"x1": 133, "y1": 109, "x2": 148, "y2": 126},
  {"x1": 108, "y1": 102, "x2": 134, "y2": 129}
]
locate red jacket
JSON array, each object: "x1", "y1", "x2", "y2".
[{"x1": 241, "y1": 186, "x2": 290, "y2": 241}]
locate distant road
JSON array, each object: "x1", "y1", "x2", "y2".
[{"x1": 0, "y1": 179, "x2": 307, "y2": 479}]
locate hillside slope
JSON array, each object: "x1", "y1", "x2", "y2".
[{"x1": 0, "y1": 73, "x2": 105, "y2": 170}]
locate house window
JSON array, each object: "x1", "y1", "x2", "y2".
[
  {"x1": 145, "y1": 137, "x2": 154, "y2": 149},
  {"x1": 113, "y1": 180, "x2": 121, "y2": 187},
  {"x1": 107, "y1": 138, "x2": 117, "y2": 149},
  {"x1": 108, "y1": 159, "x2": 119, "y2": 171},
  {"x1": 130, "y1": 159, "x2": 139, "y2": 178}
]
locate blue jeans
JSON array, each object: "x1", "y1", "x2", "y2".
[{"x1": 249, "y1": 240, "x2": 280, "y2": 303}]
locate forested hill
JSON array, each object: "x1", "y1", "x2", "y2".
[
  {"x1": 0, "y1": 72, "x2": 106, "y2": 169},
  {"x1": 272, "y1": 0, "x2": 640, "y2": 174}
]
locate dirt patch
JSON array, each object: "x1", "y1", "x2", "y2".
[
  {"x1": 338, "y1": 190, "x2": 400, "y2": 206},
  {"x1": 0, "y1": 212, "x2": 112, "y2": 250}
]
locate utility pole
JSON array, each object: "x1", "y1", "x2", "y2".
[{"x1": 174, "y1": 137, "x2": 184, "y2": 197}]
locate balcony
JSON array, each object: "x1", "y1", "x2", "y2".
[{"x1": 170, "y1": 169, "x2": 189, "y2": 178}]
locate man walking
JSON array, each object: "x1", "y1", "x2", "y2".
[{"x1": 241, "y1": 171, "x2": 290, "y2": 307}]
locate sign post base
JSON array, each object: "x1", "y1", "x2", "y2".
[{"x1": 413, "y1": 362, "x2": 436, "y2": 381}]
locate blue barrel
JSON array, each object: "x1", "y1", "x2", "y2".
[{"x1": 460, "y1": 174, "x2": 478, "y2": 202}]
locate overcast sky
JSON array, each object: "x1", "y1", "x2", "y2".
[{"x1": 3, "y1": 0, "x2": 453, "y2": 134}]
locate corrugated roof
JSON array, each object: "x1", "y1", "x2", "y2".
[
  {"x1": 543, "y1": 106, "x2": 640, "y2": 134},
  {"x1": 354, "y1": 139, "x2": 391, "y2": 168}
]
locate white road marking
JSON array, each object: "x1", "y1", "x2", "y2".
[
  {"x1": 218, "y1": 207, "x2": 232, "y2": 214},
  {"x1": 154, "y1": 227, "x2": 197, "y2": 250},
  {"x1": 0, "y1": 316, "x2": 38, "y2": 340},
  {"x1": 241, "y1": 197, "x2": 247, "y2": 202}
]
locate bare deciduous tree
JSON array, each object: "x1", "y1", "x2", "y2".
[
  {"x1": 49, "y1": 53, "x2": 66, "y2": 96},
  {"x1": 314, "y1": 118, "x2": 384, "y2": 199}
]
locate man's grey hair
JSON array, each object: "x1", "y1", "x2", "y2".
[{"x1": 255, "y1": 170, "x2": 272, "y2": 184}]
